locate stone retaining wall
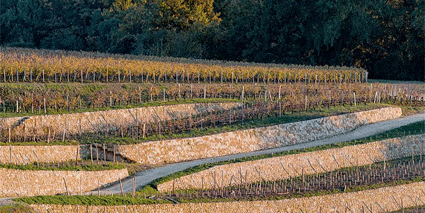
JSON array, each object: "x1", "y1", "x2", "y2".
[
  {"x1": 30, "y1": 181, "x2": 425, "y2": 212},
  {"x1": 158, "y1": 134, "x2": 425, "y2": 191},
  {"x1": 0, "y1": 168, "x2": 128, "y2": 197},
  {"x1": 117, "y1": 107, "x2": 402, "y2": 165},
  {"x1": 0, "y1": 102, "x2": 240, "y2": 139},
  {"x1": 0, "y1": 145, "x2": 83, "y2": 165}
]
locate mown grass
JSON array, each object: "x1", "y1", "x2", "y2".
[
  {"x1": 0, "y1": 161, "x2": 126, "y2": 172},
  {"x1": 14, "y1": 195, "x2": 171, "y2": 206},
  {"x1": 0, "y1": 161, "x2": 152, "y2": 175},
  {"x1": 138, "y1": 119, "x2": 424, "y2": 192},
  {"x1": 0, "y1": 203, "x2": 35, "y2": 213}
]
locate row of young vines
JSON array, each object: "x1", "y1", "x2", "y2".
[
  {"x1": 0, "y1": 82, "x2": 422, "y2": 116},
  {"x1": 164, "y1": 156, "x2": 425, "y2": 203}
]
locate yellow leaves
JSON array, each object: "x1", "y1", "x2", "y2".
[
  {"x1": 112, "y1": 0, "x2": 134, "y2": 11},
  {"x1": 0, "y1": 47, "x2": 366, "y2": 83}
]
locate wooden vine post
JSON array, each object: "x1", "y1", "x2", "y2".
[
  {"x1": 132, "y1": 177, "x2": 136, "y2": 197},
  {"x1": 9, "y1": 127, "x2": 11, "y2": 164},
  {"x1": 43, "y1": 98, "x2": 47, "y2": 114},
  {"x1": 113, "y1": 144, "x2": 116, "y2": 164},
  {"x1": 90, "y1": 144, "x2": 93, "y2": 165}
]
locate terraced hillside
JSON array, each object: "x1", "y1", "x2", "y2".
[{"x1": 1, "y1": 48, "x2": 424, "y2": 212}]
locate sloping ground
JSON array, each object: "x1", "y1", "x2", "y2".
[
  {"x1": 31, "y1": 181, "x2": 425, "y2": 212},
  {"x1": 116, "y1": 107, "x2": 402, "y2": 165},
  {"x1": 157, "y1": 134, "x2": 425, "y2": 191},
  {"x1": 0, "y1": 168, "x2": 128, "y2": 197},
  {"x1": 97, "y1": 111, "x2": 424, "y2": 194},
  {"x1": 0, "y1": 102, "x2": 240, "y2": 139}
]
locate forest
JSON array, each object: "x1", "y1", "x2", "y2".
[{"x1": 1, "y1": 0, "x2": 424, "y2": 81}]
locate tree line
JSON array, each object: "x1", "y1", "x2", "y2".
[{"x1": 1, "y1": 0, "x2": 424, "y2": 81}]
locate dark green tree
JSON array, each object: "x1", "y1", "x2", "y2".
[{"x1": 0, "y1": 0, "x2": 47, "y2": 47}]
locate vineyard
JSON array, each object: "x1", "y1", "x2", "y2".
[
  {"x1": 2, "y1": 81, "x2": 424, "y2": 143},
  {"x1": 1, "y1": 47, "x2": 367, "y2": 84},
  {"x1": 14, "y1": 154, "x2": 425, "y2": 212},
  {"x1": 1, "y1": 47, "x2": 425, "y2": 212},
  {"x1": 147, "y1": 155, "x2": 425, "y2": 202}
]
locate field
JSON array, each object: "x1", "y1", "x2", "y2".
[{"x1": 0, "y1": 47, "x2": 424, "y2": 212}]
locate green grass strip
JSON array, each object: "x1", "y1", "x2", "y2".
[
  {"x1": 0, "y1": 203, "x2": 35, "y2": 213},
  {"x1": 0, "y1": 162, "x2": 126, "y2": 172},
  {"x1": 14, "y1": 195, "x2": 171, "y2": 206}
]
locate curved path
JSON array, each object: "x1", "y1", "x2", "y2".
[{"x1": 93, "y1": 112, "x2": 424, "y2": 194}]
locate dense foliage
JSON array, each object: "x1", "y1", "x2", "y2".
[{"x1": 0, "y1": 0, "x2": 423, "y2": 80}]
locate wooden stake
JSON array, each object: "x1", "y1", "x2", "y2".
[
  {"x1": 43, "y1": 98, "x2": 46, "y2": 114},
  {"x1": 113, "y1": 145, "x2": 116, "y2": 163},
  {"x1": 96, "y1": 145, "x2": 99, "y2": 165},
  {"x1": 103, "y1": 144, "x2": 106, "y2": 162},
  {"x1": 76, "y1": 145, "x2": 79, "y2": 165},
  {"x1": 143, "y1": 123, "x2": 146, "y2": 137},
  {"x1": 63, "y1": 177, "x2": 69, "y2": 195},
  {"x1": 132, "y1": 177, "x2": 136, "y2": 197},
  {"x1": 120, "y1": 178, "x2": 124, "y2": 195},
  {"x1": 90, "y1": 144, "x2": 93, "y2": 165},
  {"x1": 9, "y1": 129, "x2": 12, "y2": 164},
  {"x1": 47, "y1": 128, "x2": 50, "y2": 143}
]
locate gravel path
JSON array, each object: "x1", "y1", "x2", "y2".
[{"x1": 93, "y1": 112, "x2": 425, "y2": 194}]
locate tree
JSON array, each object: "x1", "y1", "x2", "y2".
[
  {"x1": 154, "y1": 0, "x2": 220, "y2": 30},
  {"x1": 0, "y1": 0, "x2": 47, "y2": 47}
]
